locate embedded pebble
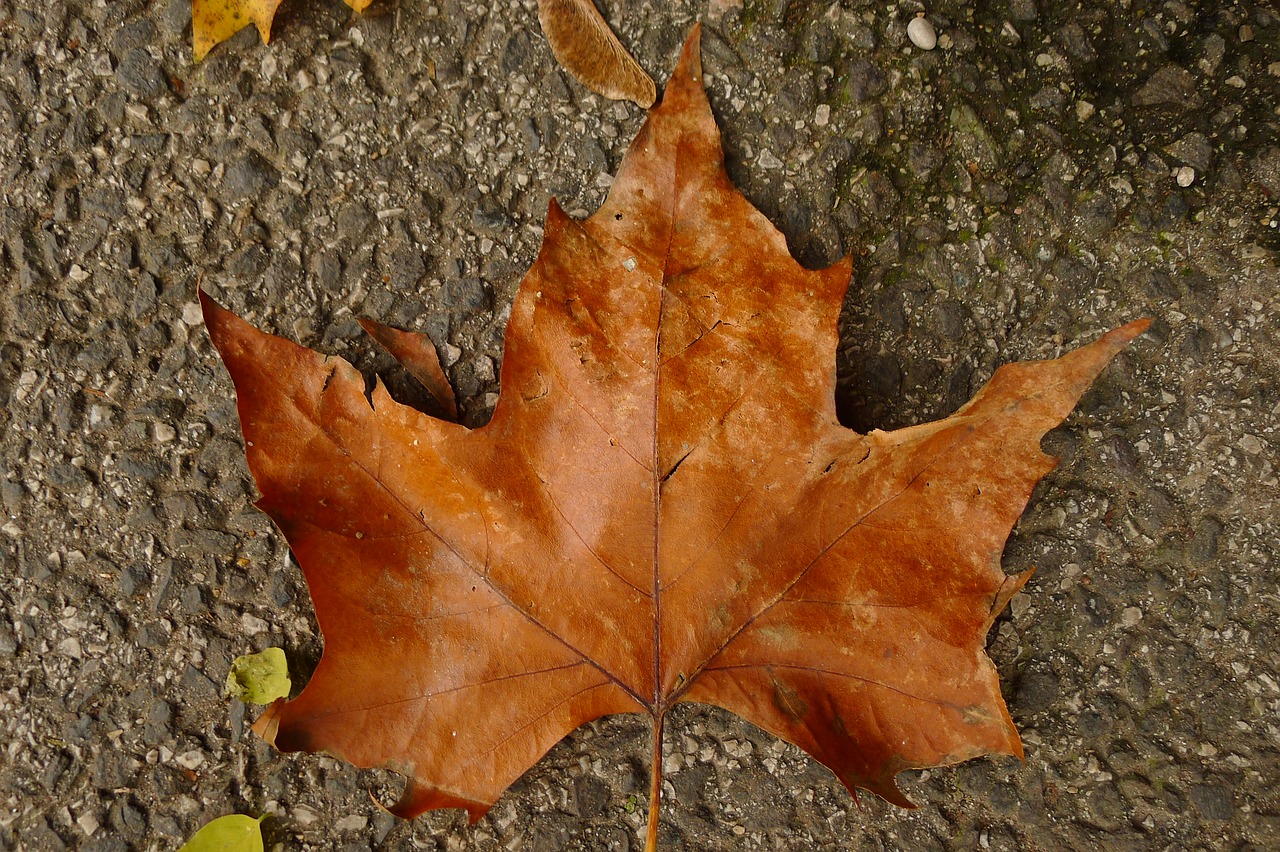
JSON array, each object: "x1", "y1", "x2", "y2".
[
  {"x1": 76, "y1": 811, "x2": 99, "y2": 836},
  {"x1": 757, "y1": 149, "x2": 784, "y2": 169},
  {"x1": 1176, "y1": 166, "x2": 1196, "y2": 187},
  {"x1": 440, "y1": 342, "x2": 462, "y2": 367},
  {"x1": 335, "y1": 815, "x2": 368, "y2": 832},
  {"x1": 907, "y1": 16, "x2": 937, "y2": 51}
]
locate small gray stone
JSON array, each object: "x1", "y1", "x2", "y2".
[
  {"x1": 117, "y1": 451, "x2": 167, "y2": 480},
  {"x1": 93, "y1": 749, "x2": 133, "y2": 788},
  {"x1": 117, "y1": 48, "x2": 167, "y2": 99},
  {"x1": 160, "y1": 0, "x2": 192, "y2": 32},
  {"x1": 442, "y1": 278, "x2": 489, "y2": 314},
  {"x1": 180, "y1": 584, "x2": 208, "y2": 613},
  {"x1": 109, "y1": 801, "x2": 146, "y2": 840},
  {"x1": 1054, "y1": 22, "x2": 1097, "y2": 62},
  {"x1": 1029, "y1": 85, "x2": 1065, "y2": 112},
  {"x1": 1165, "y1": 132, "x2": 1213, "y2": 172},
  {"x1": 1189, "y1": 784, "x2": 1235, "y2": 820},
  {"x1": 1009, "y1": 0, "x2": 1038, "y2": 20},
  {"x1": 226, "y1": 243, "x2": 269, "y2": 277},
  {"x1": 843, "y1": 59, "x2": 888, "y2": 103},
  {"x1": 1249, "y1": 146, "x2": 1280, "y2": 196},
  {"x1": 1015, "y1": 669, "x2": 1059, "y2": 713},
  {"x1": 1133, "y1": 64, "x2": 1201, "y2": 108},
  {"x1": 23, "y1": 823, "x2": 66, "y2": 852},
  {"x1": 143, "y1": 700, "x2": 173, "y2": 745},
  {"x1": 950, "y1": 103, "x2": 1000, "y2": 167},
  {"x1": 222, "y1": 151, "x2": 280, "y2": 198},
  {"x1": 569, "y1": 776, "x2": 609, "y2": 818},
  {"x1": 1199, "y1": 33, "x2": 1226, "y2": 74},
  {"x1": 131, "y1": 272, "x2": 159, "y2": 319},
  {"x1": 1188, "y1": 516, "x2": 1223, "y2": 561},
  {"x1": 847, "y1": 25, "x2": 876, "y2": 52},
  {"x1": 519, "y1": 117, "x2": 541, "y2": 152},
  {"x1": 181, "y1": 664, "x2": 221, "y2": 702},
  {"x1": 335, "y1": 202, "x2": 375, "y2": 241},
  {"x1": 1077, "y1": 191, "x2": 1118, "y2": 238},
  {"x1": 501, "y1": 29, "x2": 533, "y2": 75},
  {"x1": 112, "y1": 19, "x2": 157, "y2": 53}
]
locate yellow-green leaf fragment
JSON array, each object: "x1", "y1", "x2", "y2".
[
  {"x1": 178, "y1": 814, "x2": 265, "y2": 852},
  {"x1": 226, "y1": 647, "x2": 291, "y2": 705}
]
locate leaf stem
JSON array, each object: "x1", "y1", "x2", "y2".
[{"x1": 645, "y1": 712, "x2": 664, "y2": 852}]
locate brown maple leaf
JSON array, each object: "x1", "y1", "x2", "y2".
[{"x1": 202, "y1": 27, "x2": 1148, "y2": 849}]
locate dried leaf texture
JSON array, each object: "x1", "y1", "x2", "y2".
[
  {"x1": 538, "y1": 0, "x2": 656, "y2": 107},
  {"x1": 358, "y1": 319, "x2": 459, "y2": 421},
  {"x1": 203, "y1": 27, "x2": 1148, "y2": 837}
]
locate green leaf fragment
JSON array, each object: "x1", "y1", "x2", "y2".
[
  {"x1": 178, "y1": 814, "x2": 265, "y2": 852},
  {"x1": 226, "y1": 647, "x2": 291, "y2": 704}
]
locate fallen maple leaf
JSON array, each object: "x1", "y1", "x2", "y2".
[
  {"x1": 193, "y1": 0, "x2": 373, "y2": 62},
  {"x1": 202, "y1": 26, "x2": 1148, "y2": 850},
  {"x1": 538, "y1": 0, "x2": 656, "y2": 107}
]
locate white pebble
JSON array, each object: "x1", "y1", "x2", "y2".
[
  {"x1": 757, "y1": 149, "x2": 784, "y2": 170},
  {"x1": 76, "y1": 811, "x2": 99, "y2": 837},
  {"x1": 907, "y1": 16, "x2": 937, "y2": 51},
  {"x1": 336, "y1": 815, "x2": 368, "y2": 832},
  {"x1": 1176, "y1": 166, "x2": 1196, "y2": 187},
  {"x1": 292, "y1": 806, "x2": 321, "y2": 827}
]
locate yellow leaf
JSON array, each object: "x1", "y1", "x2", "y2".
[
  {"x1": 193, "y1": 0, "x2": 375, "y2": 62},
  {"x1": 226, "y1": 647, "x2": 291, "y2": 705},
  {"x1": 192, "y1": 0, "x2": 283, "y2": 62},
  {"x1": 178, "y1": 814, "x2": 265, "y2": 852}
]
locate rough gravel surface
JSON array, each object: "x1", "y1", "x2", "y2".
[{"x1": 1, "y1": 0, "x2": 1278, "y2": 850}]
